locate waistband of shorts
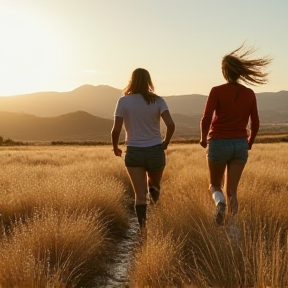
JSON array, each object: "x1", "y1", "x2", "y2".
[
  {"x1": 127, "y1": 144, "x2": 162, "y2": 150},
  {"x1": 208, "y1": 138, "x2": 247, "y2": 142}
]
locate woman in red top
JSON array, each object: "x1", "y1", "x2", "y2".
[{"x1": 200, "y1": 44, "x2": 272, "y2": 226}]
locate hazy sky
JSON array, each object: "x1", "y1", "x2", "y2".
[{"x1": 0, "y1": 0, "x2": 287, "y2": 97}]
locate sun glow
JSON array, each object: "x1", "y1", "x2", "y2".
[{"x1": 0, "y1": 4, "x2": 62, "y2": 96}]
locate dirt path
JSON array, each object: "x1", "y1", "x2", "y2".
[{"x1": 93, "y1": 215, "x2": 140, "y2": 288}]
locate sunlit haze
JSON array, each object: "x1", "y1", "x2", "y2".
[{"x1": 0, "y1": 0, "x2": 287, "y2": 97}]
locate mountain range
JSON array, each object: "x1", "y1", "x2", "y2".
[{"x1": 0, "y1": 85, "x2": 287, "y2": 142}]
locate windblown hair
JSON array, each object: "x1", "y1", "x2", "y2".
[
  {"x1": 123, "y1": 68, "x2": 158, "y2": 104},
  {"x1": 222, "y1": 44, "x2": 272, "y2": 86}
]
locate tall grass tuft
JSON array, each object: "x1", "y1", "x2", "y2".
[
  {"x1": 0, "y1": 209, "x2": 109, "y2": 287},
  {"x1": 132, "y1": 231, "x2": 186, "y2": 288}
]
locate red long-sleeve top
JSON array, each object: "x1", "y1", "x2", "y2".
[{"x1": 200, "y1": 83, "x2": 259, "y2": 141}]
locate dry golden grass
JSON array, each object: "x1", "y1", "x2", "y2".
[
  {"x1": 1, "y1": 143, "x2": 287, "y2": 288},
  {"x1": 0, "y1": 146, "x2": 130, "y2": 228},
  {"x1": 131, "y1": 143, "x2": 288, "y2": 288},
  {"x1": 0, "y1": 210, "x2": 108, "y2": 287},
  {"x1": 0, "y1": 146, "x2": 131, "y2": 287}
]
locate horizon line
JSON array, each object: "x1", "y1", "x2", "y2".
[{"x1": 0, "y1": 84, "x2": 287, "y2": 98}]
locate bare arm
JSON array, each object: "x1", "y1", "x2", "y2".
[
  {"x1": 248, "y1": 96, "x2": 260, "y2": 150},
  {"x1": 161, "y1": 110, "x2": 175, "y2": 150},
  {"x1": 111, "y1": 116, "x2": 123, "y2": 156},
  {"x1": 200, "y1": 118, "x2": 211, "y2": 148},
  {"x1": 200, "y1": 89, "x2": 216, "y2": 148}
]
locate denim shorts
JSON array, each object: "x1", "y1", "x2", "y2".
[
  {"x1": 125, "y1": 144, "x2": 166, "y2": 172},
  {"x1": 207, "y1": 138, "x2": 248, "y2": 163}
]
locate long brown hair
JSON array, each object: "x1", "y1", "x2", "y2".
[
  {"x1": 123, "y1": 68, "x2": 158, "y2": 104},
  {"x1": 222, "y1": 43, "x2": 272, "y2": 86}
]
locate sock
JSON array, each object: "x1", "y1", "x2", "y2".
[
  {"x1": 212, "y1": 191, "x2": 226, "y2": 205},
  {"x1": 135, "y1": 204, "x2": 147, "y2": 229}
]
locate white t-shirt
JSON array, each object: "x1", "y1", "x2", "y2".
[{"x1": 114, "y1": 94, "x2": 169, "y2": 147}]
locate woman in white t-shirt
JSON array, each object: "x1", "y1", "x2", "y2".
[{"x1": 111, "y1": 68, "x2": 175, "y2": 234}]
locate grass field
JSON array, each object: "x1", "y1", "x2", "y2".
[{"x1": 0, "y1": 143, "x2": 287, "y2": 288}]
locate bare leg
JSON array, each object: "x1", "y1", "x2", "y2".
[
  {"x1": 222, "y1": 167, "x2": 227, "y2": 188},
  {"x1": 225, "y1": 160, "x2": 246, "y2": 216},
  {"x1": 126, "y1": 167, "x2": 148, "y2": 231},
  {"x1": 147, "y1": 170, "x2": 163, "y2": 188},
  {"x1": 208, "y1": 161, "x2": 227, "y2": 225},
  {"x1": 147, "y1": 170, "x2": 164, "y2": 203},
  {"x1": 208, "y1": 161, "x2": 227, "y2": 196},
  {"x1": 126, "y1": 167, "x2": 148, "y2": 205}
]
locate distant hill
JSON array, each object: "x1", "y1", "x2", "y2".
[
  {"x1": 0, "y1": 85, "x2": 121, "y2": 118},
  {"x1": 1, "y1": 85, "x2": 287, "y2": 119},
  {"x1": 0, "y1": 110, "x2": 200, "y2": 141},
  {"x1": 0, "y1": 110, "x2": 287, "y2": 142},
  {"x1": 0, "y1": 86, "x2": 287, "y2": 141},
  {"x1": 0, "y1": 111, "x2": 115, "y2": 142}
]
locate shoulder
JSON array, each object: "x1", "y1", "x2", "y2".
[
  {"x1": 118, "y1": 94, "x2": 133, "y2": 102},
  {"x1": 215, "y1": 83, "x2": 227, "y2": 89},
  {"x1": 116, "y1": 95, "x2": 130, "y2": 107},
  {"x1": 117, "y1": 95, "x2": 126, "y2": 103},
  {"x1": 244, "y1": 86, "x2": 254, "y2": 94},
  {"x1": 149, "y1": 93, "x2": 161, "y2": 101},
  {"x1": 156, "y1": 96, "x2": 168, "y2": 105},
  {"x1": 212, "y1": 83, "x2": 229, "y2": 91},
  {"x1": 208, "y1": 84, "x2": 225, "y2": 96},
  {"x1": 208, "y1": 85, "x2": 222, "y2": 97},
  {"x1": 239, "y1": 84, "x2": 255, "y2": 96}
]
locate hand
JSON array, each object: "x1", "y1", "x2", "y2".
[
  {"x1": 200, "y1": 139, "x2": 207, "y2": 148},
  {"x1": 162, "y1": 140, "x2": 169, "y2": 150},
  {"x1": 113, "y1": 147, "x2": 122, "y2": 157},
  {"x1": 247, "y1": 137, "x2": 254, "y2": 150}
]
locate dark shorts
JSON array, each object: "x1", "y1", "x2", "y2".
[
  {"x1": 125, "y1": 144, "x2": 166, "y2": 172},
  {"x1": 207, "y1": 138, "x2": 248, "y2": 163}
]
